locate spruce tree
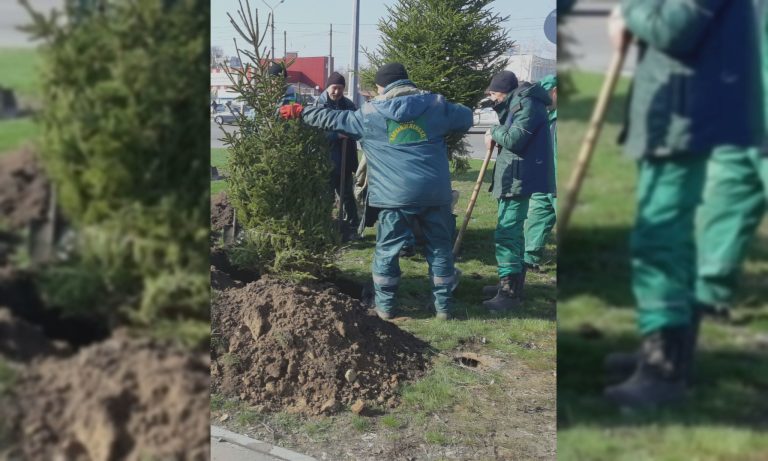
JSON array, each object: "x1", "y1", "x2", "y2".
[
  {"x1": 221, "y1": 0, "x2": 336, "y2": 278},
  {"x1": 364, "y1": 0, "x2": 514, "y2": 170},
  {"x1": 20, "y1": 0, "x2": 210, "y2": 345}
]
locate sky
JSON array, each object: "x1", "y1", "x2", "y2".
[{"x1": 211, "y1": 0, "x2": 556, "y2": 70}]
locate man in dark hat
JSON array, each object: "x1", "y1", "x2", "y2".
[
  {"x1": 269, "y1": 62, "x2": 299, "y2": 106},
  {"x1": 481, "y1": 70, "x2": 555, "y2": 313},
  {"x1": 297, "y1": 62, "x2": 473, "y2": 320},
  {"x1": 315, "y1": 71, "x2": 360, "y2": 237}
]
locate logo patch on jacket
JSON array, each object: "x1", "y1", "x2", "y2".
[{"x1": 386, "y1": 115, "x2": 428, "y2": 144}]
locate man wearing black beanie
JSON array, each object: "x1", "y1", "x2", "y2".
[
  {"x1": 299, "y1": 62, "x2": 473, "y2": 321},
  {"x1": 315, "y1": 71, "x2": 359, "y2": 237},
  {"x1": 481, "y1": 70, "x2": 555, "y2": 313}
]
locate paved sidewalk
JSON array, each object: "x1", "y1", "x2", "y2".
[{"x1": 211, "y1": 426, "x2": 318, "y2": 461}]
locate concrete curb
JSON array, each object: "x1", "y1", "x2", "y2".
[{"x1": 211, "y1": 426, "x2": 318, "y2": 461}]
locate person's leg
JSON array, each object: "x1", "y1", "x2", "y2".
[
  {"x1": 485, "y1": 197, "x2": 529, "y2": 311},
  {"x1": 495, "y1": 197, "x2": 530, "y2": 278},
  {"x1": 631, "y1": 156, "x2": 708, "y2": 334},
  {"x1": 524, "y1": 192, "x2": 557, "y2": 268},
  {"x1": 605, "y1": 155, "x2": 708, "y2": 407},
  {"x1": 696, "y1": 147, "x2": 766, "y2": 310},
  {"x1": 342, "y1": 170, "x2": 360, "y2": 227},
  {"x1": 418, "y1": 205, "x2": 456, "y2": 316},
  {"x1": 371, "y1": 209, "x2": 411, "y2": 316}
]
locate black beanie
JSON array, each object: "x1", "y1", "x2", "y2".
[
  {"x1": 374, "y1": 63, "x2": 409, "y2": 87},
  {"x1": 268, "y1": 62, "x2": 287, "y2": 78},
  {"x1": 327, "y1": 71, "x2": 346, "y2": 87},
  {"x1": 487, "y1": 70, "x2": 518, "y2": 93}
]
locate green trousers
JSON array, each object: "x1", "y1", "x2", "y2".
[
  {"x1": 496, "y1": 197, "x2": 530, "y2": 278},
  {"x1": 631, "y1": 156, "x2": 708, "y2": 335},
  {"x1": 696, "y1": 146, "x2": 768, "y2": 307},
  {"x1": 524, "y1": 193, "x2": 556, "y2": 266}
]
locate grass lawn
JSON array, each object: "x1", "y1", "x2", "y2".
[
  {"x1": 557, "y1": 71, "x2": 768, "y2": 460},
  {"x1": 0, "y1": 48, "x2": 40, "y2": 155},
  {"x1": 0, "y1": 118, "x2": 38, "y2": 155},
  {"x1": 210, "y1": 149, "x2": 558, "y2": 459},
  {"x1": 0, "y1": 48, "x2": 41, "y2": 100}
]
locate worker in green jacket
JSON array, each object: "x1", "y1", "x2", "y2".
[
  {"x1": 695, "y1": 3, "x2": 768, "y2": 316},
  {"x1": 603, "y1": 0, "x2": 764, "y2": 408},
  {"x1": 524, "y1": 74, "x2": 558, "y2": 271},
  {"x1": 482, "y1": 71, "x2": 556, "y2": 313}
]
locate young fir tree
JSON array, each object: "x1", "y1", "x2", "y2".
[
  {"x1": 20, "y1": 0, "x2": 210, "y2": 345},
  {"x1": 222, "y1": 0, "x2": 336, "y2": 278},
  {"x1": 364, "y1": 0, "x2": 514, "y2": 170}
]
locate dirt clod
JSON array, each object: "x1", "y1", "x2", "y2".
[
  {"x1": 351, "y1": 399, "x2": 365, "y2": 415},
  {"x1": 212, "y1": 276, "x2": 431, "y2": 415}
]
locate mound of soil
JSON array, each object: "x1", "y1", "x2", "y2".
[
  {"x1": 0, "y1": 148, "x2": 50, "y2": 230},
  {"x1": 2, "y1": 331, "x2": 210, "y2": 461},
  {"x1": 211, "y1": 191, "x2": 234, "y2": 233},
  {"x1": 212, "y1": 277, "x2": 431, "y2": 415}
]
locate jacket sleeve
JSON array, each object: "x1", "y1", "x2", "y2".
[
  {"x1": 445, "y1": 102, "x2": 473, "y2": 134},
  {"x1": 621, "y1": 0, "x2": 727, "y2": 57},
  {"x1": 302, "y1": 106, "x2": 365, "y2": 141},
  {"x1": 491, "y1": 100, "x2": 545, "y2": 156}
]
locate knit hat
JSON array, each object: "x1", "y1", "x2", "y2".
[
  {"x1": 374, "y1": 63, "x2": 409, "y2": 87},
  {"x1": 539, "y1": 74, "x2": 557, "y2": 91},
  {"x1": 268, "y1": 62, "x2": 287, "y2": 78},
  {"x1": 487, "y1": 70, "x2": 519, "y2": 93},
  {"x1": 327, "y1": 71, "x2": 346, "y2": 87}
]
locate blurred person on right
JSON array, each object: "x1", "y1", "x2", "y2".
[{"x1": 603, "y1": 0, "x2": 764, "y2": 408}]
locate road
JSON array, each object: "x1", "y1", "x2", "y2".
[
  {"x1": 560, "y1": 1, "x2": 639, "y2": 76},
  {"x1": 212, "y1": 121, "x2": 493, "y2": 160}
]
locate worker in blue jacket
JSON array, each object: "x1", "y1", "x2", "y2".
[{"x1": 299, "y1": 63, "x2": 473, "y2": 320}]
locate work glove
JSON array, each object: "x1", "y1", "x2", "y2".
[
  {"x1": 484, "y1": 128, "x2": 494, "y2": 150},
  {"x1": 279, "y1": 103, "x2": 304, "y2": 120}
]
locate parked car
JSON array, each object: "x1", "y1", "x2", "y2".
[{"x1": 213, "y1": 105, "x2": 254, "y2": 125}]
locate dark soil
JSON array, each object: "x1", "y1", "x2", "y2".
[
  {"x1": 210, "y1": 191, "x2": 235, "y2": 234},
  {"x1": 0, "y1": 148, "x2": 50, "y2": 230},
  {"x1": 211, "y1": 276, "x2": 432, "y2": 416}
]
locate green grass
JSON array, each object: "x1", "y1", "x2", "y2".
[
  {"x1": 557, "y1": 71, "x2": 768, "y2": 460},
  {"x1": 0, "y1": 118, "x2": 38, "y2": 155},
  {"x1": 0, "y1": 48, "x2": 41, "y2": 99}
]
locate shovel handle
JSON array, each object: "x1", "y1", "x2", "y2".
[{"x1": 453, "y1": 139, "x2": 496, "y2": 257}]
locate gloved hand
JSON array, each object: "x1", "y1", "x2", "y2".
[
  {"x1": 484, "y1": 128, "x2": 493, "y2": 150},
  {"x1": 279, "y1": 103, "x2": 304, "y2": 120}
]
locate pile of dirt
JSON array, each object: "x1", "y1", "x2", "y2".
[
  {"x1": 211, "y1": 191, "x2": 234, "y2": 233},
  {"x1": 2, "y1": 331, "x2": 210, "y2": 461},
  {"x1": 0, "y1": 148, "x2": 50, "y2": 230},
  {"x1": 212, "y1": 277, "x2": 431, "y2": 415}
]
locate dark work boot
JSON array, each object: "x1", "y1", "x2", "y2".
[
  {"x1": 604, "y1": 326, "x2": 691, "y2": 408},
  {"x1": 515, "y1": 265, "x2": 527, "y2": 301},
  {"x1": 604, "y1": 309, "x2": 703, "y2": 386},
  {"x1": 482, "y1": 276, "x2": 519, "y2": 313},
  {"x1": 481, "y1": 284, "x2": 499, "y2": 299}
]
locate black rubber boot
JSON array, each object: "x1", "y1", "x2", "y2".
[
  {"x1": 482, "y1": 276, "x2": 518, "y2": 312},
  {"x1": 604, "y1": 308, "x2": 703, "y2": 386},
  {"x1": 481, "y1": 284, "x2": 499, "y2": 299},
  {"x1": 516, "y1": 265, "x2": 527, "y2": 300},
  {"x1": 604, "y1": 326, "x2": 691, "y2": 408}
]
